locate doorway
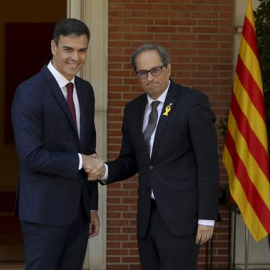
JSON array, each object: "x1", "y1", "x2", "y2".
[{"x1": 0, "y1": 0, "x2": 66, "y2": 266}]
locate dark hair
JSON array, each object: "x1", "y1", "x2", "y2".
[
  {"x1": 131, "y1": 44, "x2": 171, "y2": 72},
  {"x1": 53, "y1": 18, "x2": 90, "y2": 46}
]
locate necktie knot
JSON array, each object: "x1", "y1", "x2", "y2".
[
  {"x1": 66, "y1": 82, "x2": 74, "y2": 94},
  {"x1": 151, "y1": 100, "x2": 160, "y2": 110}
]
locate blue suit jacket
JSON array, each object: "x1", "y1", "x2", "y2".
[
  {"x1": 106, "y1": 80, "x2": 219, "y2": 238},
  {"x1": 12, "y1": 66, "x2": 98, "y2": 226}
]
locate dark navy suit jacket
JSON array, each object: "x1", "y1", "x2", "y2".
[
  {"x1": 106, "y1": 80, "x2": 219, "y2": 238},
  {"x1": 12, "y1": 65, "x2": 98, "y2": 226}
]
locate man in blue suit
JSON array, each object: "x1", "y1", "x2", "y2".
[
  {"x1": 12, "y1": 18, "x2": 103, "y2": 270},
  {"x1": 88, "y1": 44, "x2": 220, "y2": 270}
]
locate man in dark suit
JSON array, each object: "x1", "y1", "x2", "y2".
[
  {"x1": 89, "y1": 44, "x2": 219, "y2": 269},
  {"x1": 12, "y1": 18, "x2": 103, "y2": 270}
]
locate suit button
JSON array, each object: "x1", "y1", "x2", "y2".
[{"x1": 149, "y1": 165, "x2": 154, "y2": 170}]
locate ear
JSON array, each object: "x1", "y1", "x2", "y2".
[
  {"x1": 51, "y1": 40, "x2": 56, "y2": 55},
  {"x1": 167, "y1": 63, "x2": 172, "y2": 77}
]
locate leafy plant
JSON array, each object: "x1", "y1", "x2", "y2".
[
  {"x1": 254, "y1": 0, "x2": 270, "y2": 144},
  {"x1": 220, "y1": 0, "x2": 270, "y2": 144},
  {"x1": 254, "y1": 0, "x2": 270, "y2": 247},
  {"x1": 255, "y1": 0, "x2": 270, "y2": 95}
]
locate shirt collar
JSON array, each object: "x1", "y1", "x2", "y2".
[
  {"x1": 47, "y1": 61, "x2": 75, "y2": 88},
  {"x1": 146, "y1": 80, "x2": 171, "y2": 105}
]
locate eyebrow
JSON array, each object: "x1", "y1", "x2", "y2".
[
  {"x1": 137, "y1": 64, "x2": 164, "y2": 72},
  {"x1": 61, "y1": 45, "x2": 88, "y2": 51}
]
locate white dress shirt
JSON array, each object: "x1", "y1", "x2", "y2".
[
  {"x1": 143, "y1": 84, "x2": 169, "y2": 199},
  {"x1": 47, "y1": 62, "x2": 82, "y2": 169}
]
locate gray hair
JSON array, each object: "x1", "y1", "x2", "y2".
[{"x1": 131, "y1": 44, "x2": 171, "y2": 72}]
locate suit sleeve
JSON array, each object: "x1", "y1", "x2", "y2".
[
  {"x1": 12, "y1": 83, "x2": 79, "y2": 178},
  {"x1": 188, "y1": 92, "x2": 219, "y2": 220},
  {"x1": 106, "y1": 105, "x2": 138, "y2": 183}
]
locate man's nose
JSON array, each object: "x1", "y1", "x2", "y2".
[
  {"x1": 146, "y1": 71, "x2": 155, "y2": 81},
  {"x1": 71, "y1": 51, "x2": 79, "y2": 60}
]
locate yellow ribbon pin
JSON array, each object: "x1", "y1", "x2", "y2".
[{"x1": 163, "y1": 104, "x2": 172, "y2": 116}]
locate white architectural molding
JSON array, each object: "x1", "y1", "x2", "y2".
[{"x1": 67, "y1": 1, "x2": 108, "y2": 269}]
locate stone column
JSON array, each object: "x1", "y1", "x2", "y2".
[{"x1": 67, "y1": 1, "x2": 108, "y2": 269}]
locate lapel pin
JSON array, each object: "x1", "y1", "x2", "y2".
[{"x1": 163, "y1": 103, "x2": 172, "y2": 116}]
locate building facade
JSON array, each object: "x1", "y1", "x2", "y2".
[{"x1": 1, "y1": 0, "x2": 268, "y2": 269}]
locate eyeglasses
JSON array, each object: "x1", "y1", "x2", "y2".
[{"x1": 136, "y1": 64, "x2": 166, "y2": 79}]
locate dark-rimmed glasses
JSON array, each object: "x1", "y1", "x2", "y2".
[{"x1": 136, "y1": 64, "x2": 166, "y2": 79}]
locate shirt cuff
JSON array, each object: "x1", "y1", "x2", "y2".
[
  {"x1": 78, "y1": 153, "x2": 82, "y2": 170},
  {"x1": 100, "y1": 163, "x2": 108, "y2": 180},
  {"x1": 198, "y1": 219, "x2": 215, "y2": 226}
]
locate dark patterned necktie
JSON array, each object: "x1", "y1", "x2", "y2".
[
  {"x1": 66, "y1": 82, "x2": 77, "y2": 126},
  {"x1": 143, "y1": 101, "x2": 160, "y2": 156}
]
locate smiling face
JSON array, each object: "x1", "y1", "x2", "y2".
[
  {"x1": 51, "y1": 34, "x2": 88, "y2": 81},
  {"x1": 135, "y1": 50, "x2": 171, "y2": 100}
]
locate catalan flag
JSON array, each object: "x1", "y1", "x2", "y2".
[{"x1": 222, "y1": 0, "x2": 270, "y2": 242}]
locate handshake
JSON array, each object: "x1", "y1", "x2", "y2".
[{"x1": 82, "y1": 154, "x2": 105, "y2": 181}]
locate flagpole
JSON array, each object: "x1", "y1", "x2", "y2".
[{"x1": 245, "y1": 226, "x2": 249, "y2": 270}]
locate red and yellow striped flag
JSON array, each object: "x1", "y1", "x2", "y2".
[{"x1": 223, "y1": 0, "x2": 270, "y2": 242}]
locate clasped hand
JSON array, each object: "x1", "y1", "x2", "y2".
[{"x1": 82, "y1": 154, "x2": 105, "y2": 181}]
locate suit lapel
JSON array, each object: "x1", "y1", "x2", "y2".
[
  {"x1": 42, "y1": 67, "x2": 79, "y2": 138},
  {"x1": 140, "y1": 96, "x2": 149, "y2": 151},
  {"x1": 76, "y1": 79, "x2": 86, "y2": 144},
  {"x1": 134, "y1": 95, "x2": 149, "y2": 157},
  {"x1": 151, "y1": 82, "x2": 178, "y2": 160}
]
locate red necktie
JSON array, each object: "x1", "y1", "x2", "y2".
[{"x1": 66, "y1": 82, "x2": 77, "y2": 126}]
